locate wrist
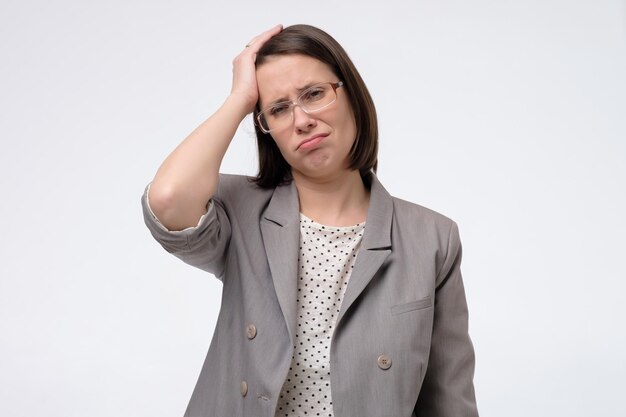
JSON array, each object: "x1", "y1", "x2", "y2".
[{"x1": 226, "y1": 91, "x2": 256, "y2": 116}]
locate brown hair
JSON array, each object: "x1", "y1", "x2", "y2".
[{"x1": 253, "y1": 24, "x2": 378, "y2": 188}]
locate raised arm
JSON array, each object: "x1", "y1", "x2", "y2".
[{"x1": 148, "y1": 24, "x2": 282, "y2": 231}]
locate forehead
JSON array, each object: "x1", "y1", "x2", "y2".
[{"x1": 256, "y1": 54, "x2": 337, "y2": 106}]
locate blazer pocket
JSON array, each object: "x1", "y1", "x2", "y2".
[{"x1": 391, "y1": 296, "x2": 433, "y2": 315}]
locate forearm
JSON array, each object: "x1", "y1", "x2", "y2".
[{"x1": 149, "y1": 94, "x2": 250, "y2": 231}]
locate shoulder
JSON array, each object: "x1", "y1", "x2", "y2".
[
  {"x1": 215, "y1": 173, "x2": 274, "y2": 202},
  {"x1": 368, "y1": 174, "x2": 460, "y2": 261},
  {"x1": 391, "y1": 195, "x2": 456, "y2": 232},
  {"x1": 389, "y1": 195, "x2": 462, "y2": 282},
  {"x1": 371, "y1": 173, "x2": 456, "y2": 231},
  {"x1": 216, "y1": 173, "x2": 258, "y2": 192},
  {"x1": 213, "y1": 174, "x2": 280, "y2": 221},
  {"x1": 392, "y1": 195, "x2": 458, "y2": 243},
  {"x1": 368, "y1": 173, "x2": 458, "y2": 241}
]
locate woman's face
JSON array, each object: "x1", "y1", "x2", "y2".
[{"x1": 256, "y1": 54, "x2": 357, "y2": 183}]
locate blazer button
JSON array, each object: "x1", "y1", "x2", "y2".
[
  {"x1": 377, "y1": 354, "x2": 392, "y2": 370},
  {"x1": 240, "y1": 380, "x2": 248, "y2": 397},
  {"x1": 246, "y1": 324, "x2": 257, "y2": 340}
]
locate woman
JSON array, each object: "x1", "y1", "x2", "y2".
[{"x1": 142, "y1": 24, "x2": 479, "y2": 417}]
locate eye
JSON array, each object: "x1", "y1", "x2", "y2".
[
  {"x1": 301, "y1": 86, "x2": 326, "y2": 103},
  {"x1": 269, "y1": 103, "x2": 290, "y2": 117}
]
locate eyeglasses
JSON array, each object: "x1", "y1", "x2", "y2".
[{"x1": 256, "y1": 81, "x2": 344, "y2": 133}]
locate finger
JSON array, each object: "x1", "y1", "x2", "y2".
[
  {"x1": 244, "y1": 24, "x2": 282, "y2": 52},
  {"x1": 247, "y1": 24, "x2": 282, "y2": 45}
]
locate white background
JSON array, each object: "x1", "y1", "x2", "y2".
[{"x1": 1, "y1": 1, "x2": 625, "y2": 416}]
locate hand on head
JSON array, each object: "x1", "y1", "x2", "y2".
[{"x1": 230, "y1": 24, "x2": 283, "y2": 113}]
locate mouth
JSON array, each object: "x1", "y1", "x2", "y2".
[{"x1": 297, "y1": 133, "x2": 328, "y2": 151}]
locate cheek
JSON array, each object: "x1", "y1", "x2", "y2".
[
  {"x1": 270, "y1": 133, "x2": 286, "y2": 150},
  {"x1": 337, "y1": 110, "x2": 357, "y2": 144},
  {"x1": 269, "y1": 134, "x2": 294, "y2": 161},
  {"x1": 334, "y1": 101, "x2": 356, "y2": 130}
]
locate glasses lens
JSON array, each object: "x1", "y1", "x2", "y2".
[
  {"x1": 299, "y1": 83, "x2": 336, "y2": 113},
  {"x1": 259, "y1": 102, "x2": 292, "y2": 133}
]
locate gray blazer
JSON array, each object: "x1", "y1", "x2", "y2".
[{"x1": 142, "y1": 173, "x2": 478, "y2": 417}]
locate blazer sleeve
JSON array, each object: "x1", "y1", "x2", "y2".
[
  {"x1": 141, "y1": 183, "x2": 231, "y2": 279},
  {"x1": 414, "y1": 221, "x2": 479, "y2": 417}
]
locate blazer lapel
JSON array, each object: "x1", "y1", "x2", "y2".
[
  {"x1": 259, "y1": 175, "x2": 394, "y2": 341},
  {"x1": 336, "y1": 175, "x2": 393, "y2": 326},
  {"x1": 260, "y1": 181, "x2": 300, "y2": 347}
]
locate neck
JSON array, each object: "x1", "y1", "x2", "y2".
[{"x1": 293, "y1": 169, "x2": 370, "y2": 227}]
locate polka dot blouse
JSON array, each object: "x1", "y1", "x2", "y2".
[{"x1": 275, "y1": 213, "x2": 365, "y2": 417}]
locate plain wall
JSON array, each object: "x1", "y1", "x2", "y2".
[{"x1": 1, "y1": 1, "x2": 625, "y2": 416}]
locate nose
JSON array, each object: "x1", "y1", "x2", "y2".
[{"x1": 293, "y1": 105, "x2": 316, "y2": 132}]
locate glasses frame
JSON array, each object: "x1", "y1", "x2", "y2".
[{"x1": 256, "y1": 81, "x2": 344, "y2": 134}]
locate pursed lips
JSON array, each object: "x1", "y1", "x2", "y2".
[{"x1": 296, "y1": 133, "x2": 329, "y2": 151}]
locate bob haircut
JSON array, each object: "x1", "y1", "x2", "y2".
[{"x1": 253, "y1": 24, "x2": 378, "y2": 189}]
